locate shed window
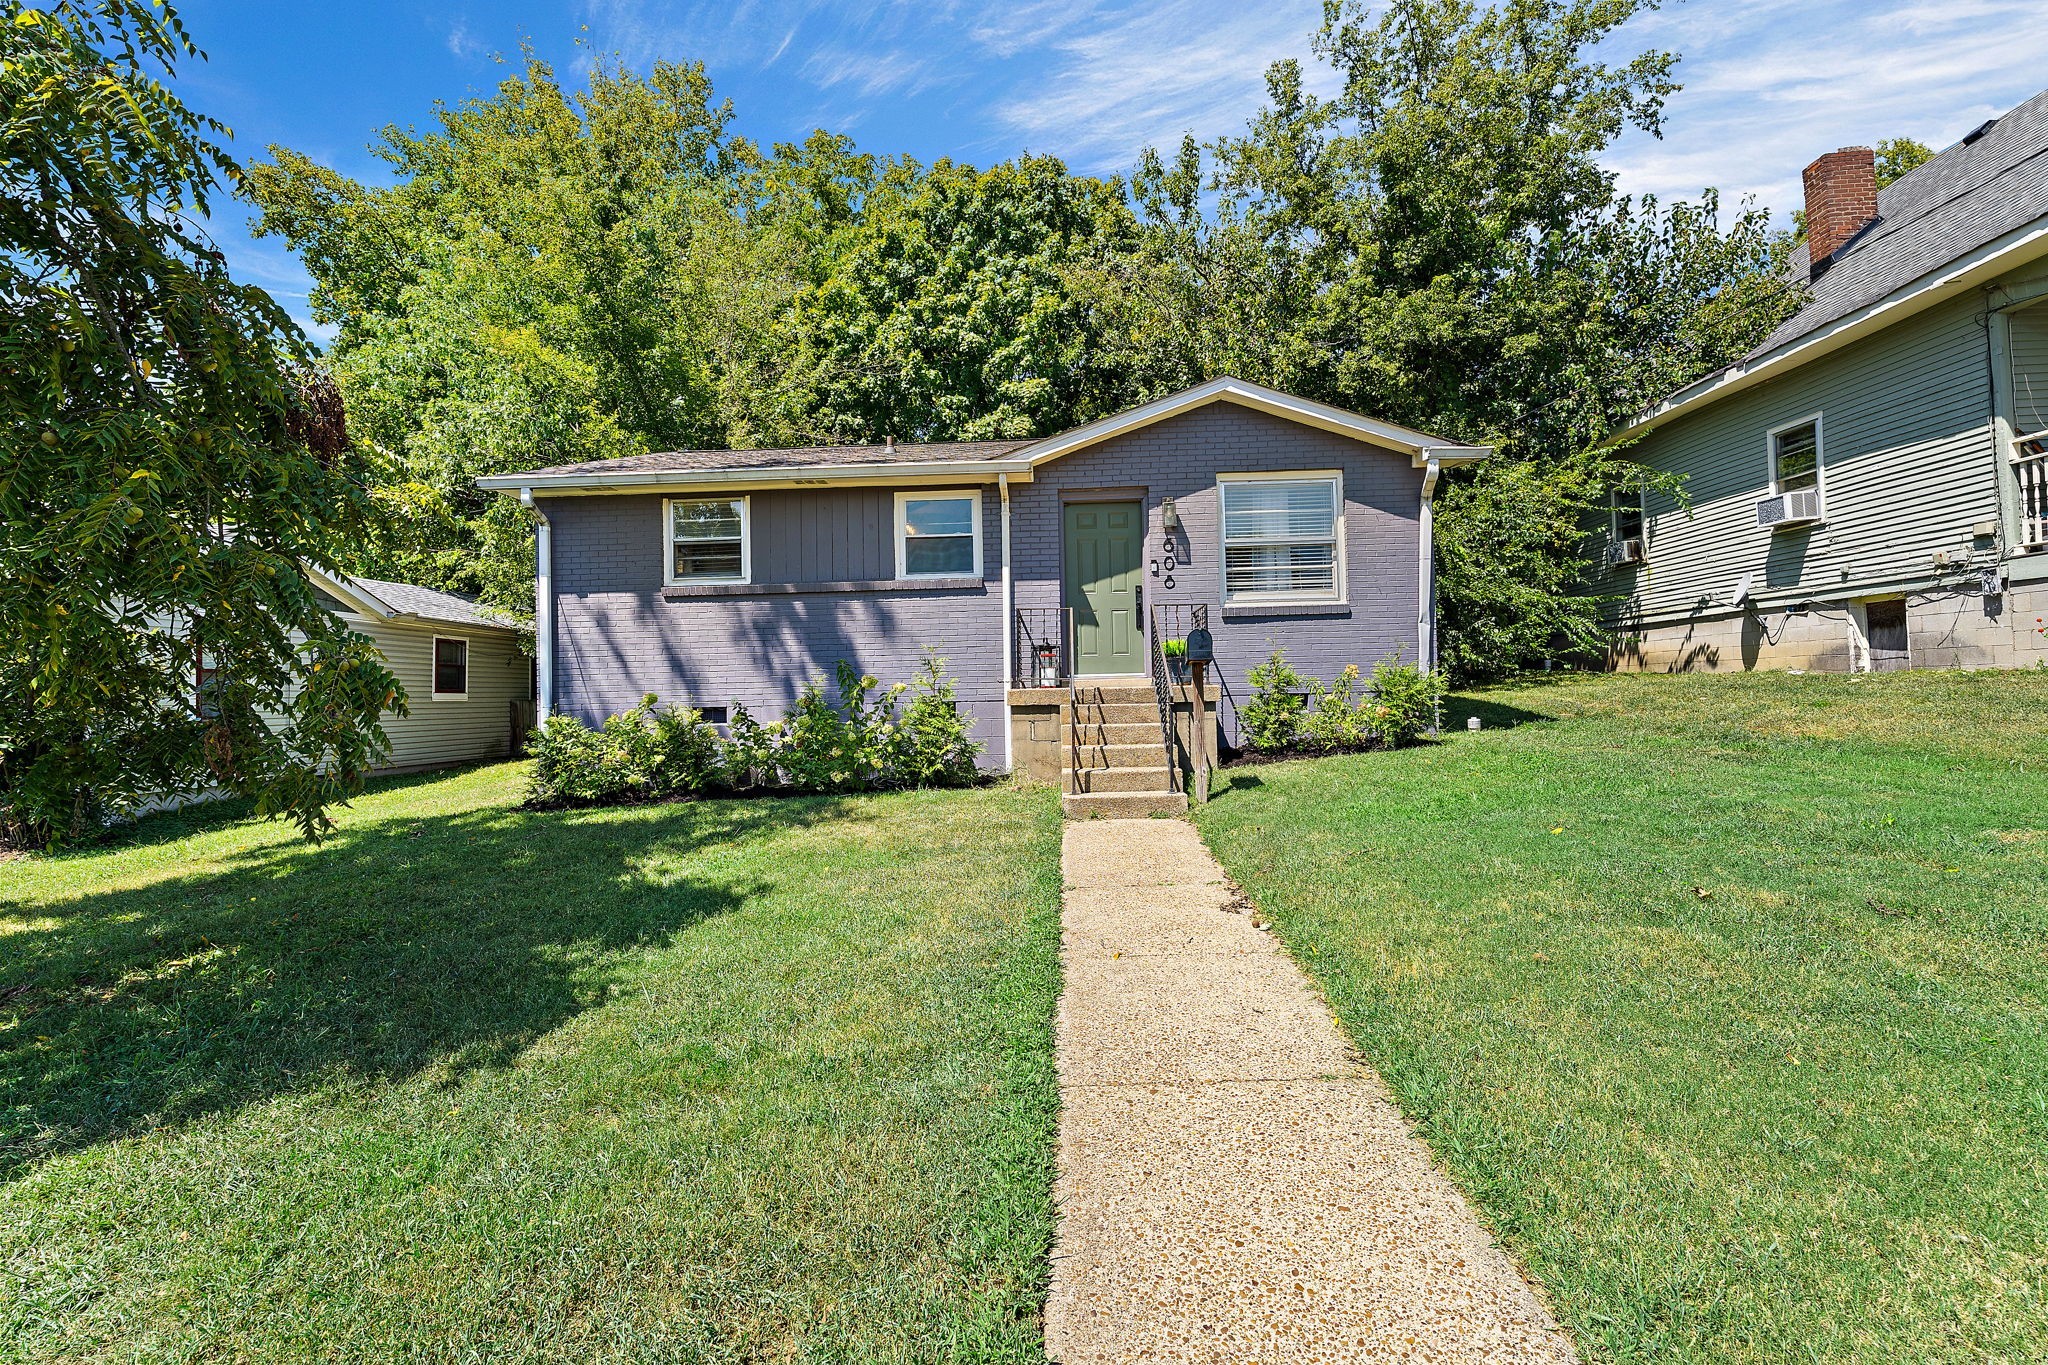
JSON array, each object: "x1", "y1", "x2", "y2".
[
  {"x1": 1771, "y1": 418, "x2": 1821, "y2": 494},
  {"x1": 433, "y1": 637, "x2": 468, "y2": 699},
  {"x1": 668, "y1": 497, "x2": 750, "y2": 584},
  {"x1": 1218, "y1": 474, "x2": 1343, "y2": 602},
  {"x1": 896, "y1": 491, "x2": 982, "y2": 578}
]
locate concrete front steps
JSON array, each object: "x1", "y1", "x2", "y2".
[{"x1": 1062, "y1": 679, "x2": 1188, "y2": 820}]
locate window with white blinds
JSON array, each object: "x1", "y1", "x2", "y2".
[{"x1": 1218, "y1": 474, "x2": 1343, "y2": 603}]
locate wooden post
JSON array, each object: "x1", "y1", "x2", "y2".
[{"x1": 1190, "y1": 659, "x2": 1209, "y2": 804}]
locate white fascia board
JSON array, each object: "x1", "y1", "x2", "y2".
[
  {"x1": 303, "y1": 565, "x2": 395, "y2": 621},
  {"x1": 1010, "y1": 376, "x2": 1490, "y2": 468},
  {"x1": 1614, "y1": 218, "x2": 2048, "y2": 444},
  {"x1": 478, "y1": 462, "x2": 1024, "y2": 496}
]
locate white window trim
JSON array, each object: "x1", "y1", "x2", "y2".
[
  {"x1": 664, "y1": 495, "x2": 751, "y2": 587},
  {"x1": 1766, "y1": 412, "x2": 1826, "y2": 506},
  {"x1": 431, "y1": 635, "x2": 469, "y2": 701},
  {"x1": 894, "y1": 489, "x2": 984, "y2": 580},
  {"x1": 1217, "y1": 470, "x2": 1346, "y2": 606}
]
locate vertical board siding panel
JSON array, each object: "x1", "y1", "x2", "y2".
[{"x1": 2012, "y1": 302, "x2": 2048, "y2": 432}]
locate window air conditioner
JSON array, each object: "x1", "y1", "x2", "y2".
[
  {"x1": 1607, "y1": 537, "x2": 1645, "y2": 567},
  {"x1": 1755, "y1": 489, "x2": 1822, "y2": 528}
]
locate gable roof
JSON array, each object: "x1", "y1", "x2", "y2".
[
  {"x1": 1619, "y1": 86, "x2": 2048, "y2": 441},
  {"x1": 475, "y1": 377, "x2": 1489, "y2": 495},
  {"x1": 309, "y1": 569, "x2": 521, "y2": 634}
]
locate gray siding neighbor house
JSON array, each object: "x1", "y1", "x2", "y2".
[
  {"x1": 1603, "y1": 88, "x2": 2048, "y2": 673},
  {"x1": 479, "y1": 378, "x2": 1486, "y2": 802}
]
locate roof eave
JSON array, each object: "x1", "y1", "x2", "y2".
[
  {"x1": 1613, "y1": 216, "x2": 2048, "y2": 444},
  {"x1": 1008, "y1": 376, "x2": 1479, "y2": 467},
  {"x1": 477, "y1": 458, "x2": 1027, "y2": 495}
]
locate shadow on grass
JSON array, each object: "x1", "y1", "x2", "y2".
[
  {"x1": 1, "y1": 791, "x2": 850, "y2": 1180},
  {"x1": 1441, "y1": 694, "x2": 1555, "y2": 731}
]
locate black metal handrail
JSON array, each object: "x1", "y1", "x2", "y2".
[
  {"x1": 1013, "y1": 607, "x2": 1073, "y2": 689},
  {"x1": 1147, "y1": 604, "x2": 1206, "y2": 793}
]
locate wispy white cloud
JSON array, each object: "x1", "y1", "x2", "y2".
[
  {"x1": 990, "y1": 0, "x2": 1327, "y2": 168},
  {"x1": 581, "y1": 0, "x2": 2047, "y2": 216},
  {"x1": 1606, "y1": 0, "x2": 2048, "y2": 220},
  {"x1": 445, "y1": 19, "x2": 485, "y2": 61}
]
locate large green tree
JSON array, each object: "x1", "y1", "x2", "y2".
[
  {"x1": 1098, "y1": 0, "x2": 1796, "y2": 677},
  {"x1": 0, "y1": 0, "x2": 400, "y2": 848}
]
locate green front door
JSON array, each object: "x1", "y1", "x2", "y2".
[{"x1": 1063, "y1": 500, "x2": 1144, "y2": 676}]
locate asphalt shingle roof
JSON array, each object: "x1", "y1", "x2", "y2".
[
  {"x1": 350, "y1": 576, "x2": 518, "y2": 632},
  {"x1": 506, "y1": 438, "x2": 1036, "y2": 480},
  {"x1": 1750, "y1": 86, "x2": 2048, "y2": 362}
]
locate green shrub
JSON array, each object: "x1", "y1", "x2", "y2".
[
  {"x1": 1299, "y1": 664, "x2": 1370, "y2": 753},
  {"x1": 1233, "y1": 650, "x2": 1444, "y2": 756},
  {"x1": 1363, "y1": 657, "x2": 1444, "y2": 748},
  {"x1": 724, "y1": 703, "x2": 777, "y2": 790},
  {"x1": 522, "y1": 657, "x2": 981, "y2": 807},
  {"x1": 527, "y1": 696, "x2": 726, "y2": 806},
  {"x1": 892, "y1": 651, "x2": 982, "y2": 785},
  {"x1": 527, "y1": 713, "x2": 625, "y2": 806},
  {"x1": 1241, "y1": 651, "x2": 1309, "y2": 752}
]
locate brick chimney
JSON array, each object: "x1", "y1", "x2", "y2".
[{"x1": 1803, "y1": 146, "x2": 1879, "y2": 273}]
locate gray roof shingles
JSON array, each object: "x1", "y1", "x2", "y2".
[
  {"x1": 350, "y1": 576, "x2": 518, "y2": 632},
  {"x1": 1753, "y1": 87, "x2": 2048, "y2": 361},
  {"x1": 506, "y1": 438, "x2": 1037, "y2": 480}
]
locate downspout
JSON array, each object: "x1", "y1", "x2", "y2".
[
  {"x1": 1419, "y1": 455, "x2": 1442, "y2": 736},
  {"x1": 1418, "y1": 454, "x2": 1442, "y2": 670},
  {"x1": 521, "y1": 488, "x2": 554, "y2": 717},
  {"x1": 999, "y1": 473, "x2": 1014, "y2": 773}
]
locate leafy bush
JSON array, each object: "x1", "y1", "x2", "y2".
[
  {"x1": 527, "y1": 696, "x2": 725, "y2": 806},
  {"x1": 522, "y1": 657, "x2": 982, "y2": 807},
  {"x1": 1241, "y1": 652, "x2": 1309, "y2": 753},
  {"x1": 1363, "y1": 657, "x2": 1445, "y2": 747},
  {"x1": 1234, "y1": 649, "x2": 1442, "y2": 756},
  {"x1": 1299, "y1": 665, "x2": 1370, "y2": 753},
  {"x1": 892, "y1": 652, "x2": 981, "y2": 786}
]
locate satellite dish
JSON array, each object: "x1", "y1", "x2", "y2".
[{"x1": 1729, "y1": 572, "x2": 1753, "y2": 606}]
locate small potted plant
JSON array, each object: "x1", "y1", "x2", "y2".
[{"x1": 1162, "y1": 636, "x2": 1190, "y2": 683}]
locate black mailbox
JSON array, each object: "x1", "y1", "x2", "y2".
[{"x1": 1183, "y1": 626, "x2": 1214, "y2": 664}]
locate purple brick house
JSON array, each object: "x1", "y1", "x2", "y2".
[{"x1": 479, "y1": 378, "x2": 1487, "y2": 806}]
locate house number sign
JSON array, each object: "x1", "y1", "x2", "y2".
[{"x1": 1152, "y1": 539, "x2": 1177, "y2": 590}]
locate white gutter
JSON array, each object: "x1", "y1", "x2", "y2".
[
  {"x1": 998, "y1": 473, "x2": 1014, "y2": 773},
  {"x1": 522, "y1": 488, "x2": 554, "y2": 717},
  {"x1": 1418, "y1": 455, "x2": 1442, "y2": 673}
]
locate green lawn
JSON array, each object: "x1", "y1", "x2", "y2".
[
  {"x1": 1196, "y1": 670, "x2": 2048, "y2": 1363},
  {"x1": 1, "y1": 765, "x2": 1064, "y2": 1363}
]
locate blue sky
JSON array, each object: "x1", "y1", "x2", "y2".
[{"x1": 170, "y1": 0, "x2": 2048, "y2": 340}]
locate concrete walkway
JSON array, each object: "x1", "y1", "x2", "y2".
[{"x1": 1046, "y1": 819, "x2": 1578, "y2": 1364}]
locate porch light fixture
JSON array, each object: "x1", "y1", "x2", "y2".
[{"x1": 1159, "y1": 496, "x2": 1180, "y2": 532}]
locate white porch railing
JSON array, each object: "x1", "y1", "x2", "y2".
[{"x1": 2016, "y1": 430, "x2": 2048, "y2": 549}]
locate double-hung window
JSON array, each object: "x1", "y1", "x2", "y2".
[
  {"x1": 432, "y1": 636, "x2": 468, "y2": 700},
  {"x1": 1770, "y1": 417, "x2": 1822, "y2": 496},
  {"x1": 895, "y1": 491, "x2": 982, "y2": 579},
  {"x1": 1218, "y1": 473, "x2": 1343, "y2": 603},
  {"x1": 667, "y1": 496, "x2": 749, "y2": 585}
]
